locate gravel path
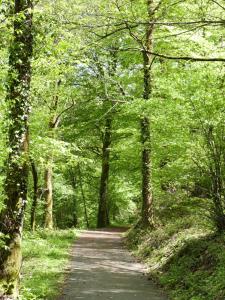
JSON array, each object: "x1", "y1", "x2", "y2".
[{"x1": 58, "y1": 229, "x2": 168, "y2": 300}]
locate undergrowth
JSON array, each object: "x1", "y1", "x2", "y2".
[
  {"x1": 126, "y1": 199, "x2": 225, "y2": 300},
  {"x1": 20, "y1": 229, "x2": 76, "y2": 300}
]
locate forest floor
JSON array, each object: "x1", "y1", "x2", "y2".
[
  {"x1": 127, "y1": 225, "x2": 225, "y2": 300},
  {"x1": 21, "y1": 230, "x2": 76, "y2": 300},
  {"x1": 58, "y1": 228, "x2": 168, "y2": 300}
]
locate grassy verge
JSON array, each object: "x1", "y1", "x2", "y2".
[
  {"x1": 20, "y1": 229, "x2": 76, "y2": 300},
  {"x1": 126, "y1": 207, "x2": 225, "y2": 299}
]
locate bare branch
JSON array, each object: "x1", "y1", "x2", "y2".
[
  {"x1": 153, "y1": 0, "x2": 165, "y2": 14},
  {"x1": 145, "y1": 50, "x2": 225, "y2": 62},
  {"x1": 210, "y1": 0, "x2": 225, "y2": 10},
  {"x1": 66, "y1": 19, "x2": 225, "y2": 29},
  {"x1": 109, "y1": 47, "x2": 225, "y2": 62},
  {"x1": 52, "y1": 101, "x2": 75, "y2": 128},
  {"x1": 124, "y1": 21, "x2": 145, "y2": 48},
  {"x1": 154, "y1": 24, "x2": 207, "y2": 40}
]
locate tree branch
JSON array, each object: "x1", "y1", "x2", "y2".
[
  {"x1": 154, "y1": 24, "x2": 208, "y2": 40},
  {"x1": 53, "y1": 101, "x2": 75, "y2": 128},
  {"x1": 146, "y1": 50, "x2": 225, "y2": 62},
  {"x1": 210, "y1": 0, "x2": 225, "y2": 10},
  {"x1": 109, "y1": 47, "x2": 225, "y2": 62}
]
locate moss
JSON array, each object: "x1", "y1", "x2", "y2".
[{"x1": 0, "y1": 234, "x2": 22, "y2": 298}]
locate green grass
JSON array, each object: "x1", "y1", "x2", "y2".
[
  {"x1": 126, "y1": 205, "x2": 225, "y2": 300},
  {"x1": 20, "y1": 229, "x2": 76, "y2": 300}
]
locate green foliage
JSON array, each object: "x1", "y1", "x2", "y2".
[{"x1": 15, "y1": 0, "x2": 223, "y2": 231}]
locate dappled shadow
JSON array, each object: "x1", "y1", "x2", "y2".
[
  {"x1": 144, "y1": 232, "x2": 225, "y2": 300},
  {"x1": 161, "y1": 232, "x2": 220, "y2": 272},
  {"x1": 58, "y1": 230, "x2": 167, "y2": 300}
]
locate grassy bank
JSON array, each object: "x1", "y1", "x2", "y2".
[
  {"x1": 127, "y1": 210, "x2": 225, "y2": 299},
  {"x1": 20, "y1": 229, "x2": 76, "y2": 300}
]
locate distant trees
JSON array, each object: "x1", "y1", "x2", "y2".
[{"x1": 88, "y1": 0, "x2": 225, "y2": 229}]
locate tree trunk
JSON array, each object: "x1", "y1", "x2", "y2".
[
  {"x1": 141, "y1": 116, "x2": 154, "y2": 227},
  {"x1": 0, "y1": 0, "x2": 33, "y2": 298},
  {"x1": 94, "y1": 48, "x2": 117, "y2": 229},
  {"x1": 70, "y1": 169, "x2": 78, "y2": 227},
  {"x1": 97, "y1": 117, "x2": 112, "y2": 228},
  {"x1": 44, "y1": 164, "x2": 54, "y2": 229},
  {"x1": 43, "y1": 113, "x2": 59, "y2": 230},
  {"x1": 78, "y1": 164, "x2": 89, "y2": 228},
  {"x1": 140, "y1": 0, "x2": 155, "y2": 227},
  {"x1": 30, "y1": 160, "x2": 38, "y2": 231}
]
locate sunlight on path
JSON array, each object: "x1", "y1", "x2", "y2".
[{"x1": 58, "y1": 229, "x2": 167, "y2": 300}]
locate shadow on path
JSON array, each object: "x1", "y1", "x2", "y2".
[{"x1": 58, "y1": 229, "x2": 167, "y2": 300}]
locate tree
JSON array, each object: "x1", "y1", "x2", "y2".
[
  {"x1": 95, "y1": 49, "x2": 118, "y2": 228},
  {"x1": 30, "y1": 159, "x2": 38, "y2": 231},
  {"x1": 139, "y1": 0, "x2": 155, "y2": 227},
  {"x1": 0, "y1": 0, "x2": 33, "y2": 297}
]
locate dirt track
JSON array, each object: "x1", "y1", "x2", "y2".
[{"x1": 58, "y1": 229, "x2": 167, "y2": 300}]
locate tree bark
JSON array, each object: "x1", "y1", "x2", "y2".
[
  {"x1": 70, "y1": 169, "x2": 78, "y2": 227},
  {"x1": 78, "y1": 164, "x2": 89, "y2": 228},
  {"x1": 97, "y1": 117, "x2": 112, "y2": 228},
  {"x1": 43, "y1": 112, "x2": 59, "y2": 230},
  {"x1": 0, "y1": 0, "x2": 33, "y2": 298},
  {"x1": 95, "y1": 48, "x2": 117, "y2": 229},
  {"x1": 30, "y1": 160, "x2": 38, "y2": 231},
  {"x1": 44, "y1": 164, "x2": 54, "y2": 229},
  {"x1": 43, "y1": 83, "x2": 67, "y2": 230},
  {"x1": 140, "y1": 0, "x2": 155, "y2": 227}
]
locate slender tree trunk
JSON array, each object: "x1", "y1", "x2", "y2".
[
  {"x1": 44, "y1": 164, "x2": 53, "y2": 229},
  {"x1": 72, "y1": 201, "x2": 78, "y2": 227},
  {"x1": 43, "y1": 112, "x2": 59, "y2": 230},
  {"x1": 30, "y1": 160, "x2": 38, "y2": 231},
  {"x1": 97, "y1": 117, "x2": 112, "y2": 228},
  {"x1": 70, "y1": 169, "x2": 78, "y2": 227},
  {"x1": 78, "y1": 164, "x2": 89, "y2": 228},
  {"x1": 0, "y1": 0, "x2": 33, "y2": 298},
  {"x1": 140, "y1": 0, "x2": 155, "y2": 227}
]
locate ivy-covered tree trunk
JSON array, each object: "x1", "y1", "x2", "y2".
[
  {"x1": 97, "y1": 117, "x2": 112, "y2": 228},
  {"x1": 140, "y1": 0, "x2": 155, "y2": 227},
  {"x1": 0, "y1": 0, "x2": 33, "y2": 298}
]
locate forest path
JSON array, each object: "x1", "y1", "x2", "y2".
[{"x1": 58, "y1": 229, "x2": 167, "y2": 300}]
